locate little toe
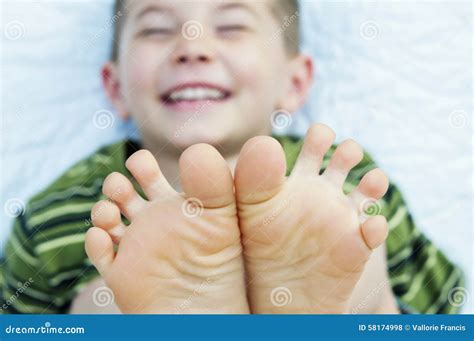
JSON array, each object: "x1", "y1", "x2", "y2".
[
  {"x1": 360, "y1": 215, "x2": 389, "y2": 250},
  {"x1": 293, "y1": 123, "x2": 336, "y2": 174},
  {"x1": 125, "y1": 149, "x2": 174, "y2": 200},
  {"x1": 91, "y1": 200, "x2": 126, "y2": 244},
  {"x1": 85, "y1": 227, "x2": 115, "y2": 276},
  {"x1": 322, "y1": 139, "x2": 363, "y2": 188},
  {"x1": 179, "y1": 143, "x2": 235, "y2": 208},
  {"x1": 235, "y1": 136, "x2": 287, "y2": 204},
  {"x1": 102, "y1": 172, "x2": 147, "y2": 220}
]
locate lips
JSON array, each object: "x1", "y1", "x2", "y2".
[{"x1": 160, "y1": 83, "x2": 232, "y2": 104}]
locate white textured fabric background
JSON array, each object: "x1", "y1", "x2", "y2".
[{"x1": 1, "y1": 0, "x2": 472, "y2": 312}]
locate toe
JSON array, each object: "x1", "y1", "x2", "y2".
[
  {"x1": 103, "y1": 172, "x2": 147, "y2": 219},
  {"x1": 235, "y1": 136, "x2": 287, "y2": 204},
  {"x1": 360, "y1": 215, "x2": 389, "y2": 250},
  {"x1": 179, "y1": 143, "x2": 235, "y2": 208},
  {"x1": 349, "y1": 168, "x2": 389, "y2": 211},
  {"x1": 293, "y1": 123, "x2": 336, "y2": 174},
  {"x1": 125, "y1": 149, "x2": 174, "y2": 200},
  {"x1": 91, "y1": 200, "x2": 126, "y2": 244},
  {"x1": 322, "y1": 139, "x2": 363, "y2": 188},
  {"x1": 352, "y1": 168, "x2": 389, "y2": 199},
  {"x1": 85, "y1": 227, "x2": 115, "y2": 276}
]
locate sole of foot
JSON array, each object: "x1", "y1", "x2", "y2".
[
  {"x1": 234, "y1": 124, "x2": 389, "y2": 313},
  {"x1": 86, "y1": 144, "x2": 249, "y2": 314}
]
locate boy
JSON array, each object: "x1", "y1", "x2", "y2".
[{"x1": 1, "y1": 0, "x2": 464, "y2": 314}]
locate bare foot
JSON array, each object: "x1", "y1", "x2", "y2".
[
  {"x1": 235, "y1": 124, "x2": 389, "y2": 313},
  {"x1": 85, "y1": 145, "x2": 249, "y2": 314}
]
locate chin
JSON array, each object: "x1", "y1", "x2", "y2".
[{"x1": 170, "y1": 130, "x2": 230, "y2": 150}]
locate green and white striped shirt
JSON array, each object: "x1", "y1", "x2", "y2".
[{"x1": 0, "y1": 137, "x2": 465, "y2": 314}]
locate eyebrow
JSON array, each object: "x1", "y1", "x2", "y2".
[
  {"x1": 216, "y1": 2, "x2": 260, "y2": 19},
  {"x1": 135, "y1": 5, "x2": 172, "y2": 20}
]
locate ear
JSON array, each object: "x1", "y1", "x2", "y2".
[
  {"x1": 102, "y1": 61, "x2": 129, "y2": 120},
  {"x1": 277, "y1": 54, "x2": 314, "y2": 113}
]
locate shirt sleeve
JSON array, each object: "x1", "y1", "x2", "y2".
[
  {"x1": 1, "y1": 215, "x2": 61, "y2": 313},
  {"x1": 0, "y1": 142, "x2": 124, "y2": 314},
  {"x1": 1, "y1": 208, "x2": 100, "y2": 314},
  {"x1": 382, "y1": 182, "x2": 466, "y2": 314}
]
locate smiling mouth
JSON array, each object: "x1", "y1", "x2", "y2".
[{"x1": 160, "y1": 83, "x2": 232, "y2": 104}]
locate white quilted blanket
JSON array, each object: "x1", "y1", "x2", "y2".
[{"x1": 2, "y1": 0, "x2": 472, "y2": 312}]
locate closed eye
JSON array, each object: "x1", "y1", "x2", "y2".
[
  {"x1": 217, "y1": 25, "x2": 248, "y2": 32},
  {"x1": 139, "y1": 28, "x2": 175, "y2": 37}
]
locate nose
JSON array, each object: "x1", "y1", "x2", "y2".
[
  {"x1": 172, "y1": 35, "x2": 215, "y2": 65},
  {"x1": 175, "y1": 54, "x2": 210, "y2": 64}
]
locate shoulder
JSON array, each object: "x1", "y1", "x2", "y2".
[
  {"x1": 2, "y1": 140, "x2": 132, "y2": 312},
  {"x1": 9, "y1": 140, "x2": 129, "y2": 271},
  {"x1": 30, "y1": 140, "x2": 129, "y2": 204}
]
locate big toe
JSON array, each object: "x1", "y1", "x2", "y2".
[
  {"x1": 179, "y1": 143, "x2": 235, "y2": 208},
  {"x1": 235, "y1": 136, "x2": 287, "y2": 204}
]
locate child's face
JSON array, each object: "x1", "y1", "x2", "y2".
[{"x1": 104, "y1": 0, "x2": 312, "y2": 152}]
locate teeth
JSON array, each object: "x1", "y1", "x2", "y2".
[{"x1": 168, "y1": 87, "x2": 225, "y2": 101}]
